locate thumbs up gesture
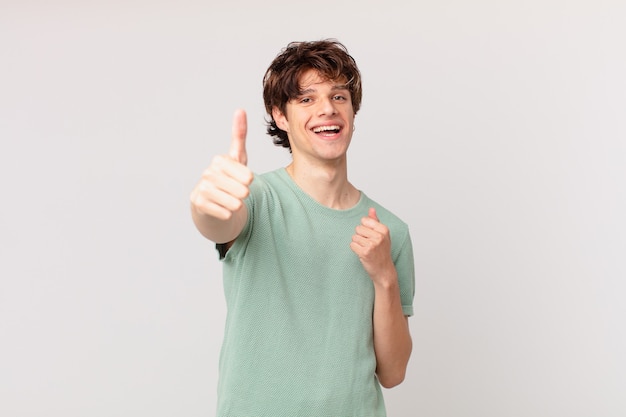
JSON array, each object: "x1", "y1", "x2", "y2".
[
  {"x1": 190, "y1": 109, "x2": 254, "y2": 228},
  {"x1": 350, "y1": 208, "x2": 395, "y2": 282}
]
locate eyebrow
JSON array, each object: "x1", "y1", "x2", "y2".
[{"x1": 298, "y1": 84, "x2": 350, "y2": 95}]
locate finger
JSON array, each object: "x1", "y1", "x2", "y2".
[
  {"x1": 363, "y1": 208, "x2": 389, "y2": 232},
  {"x1": 358, "y1": 210, "x2": 389, "y2": 237},
  {"x1": 359, "y1": 208, "x2": 379, "y2": 230},
  {"x1": 368, "y1": 207, "x2": 378, "y2": 221},
  {"x1": 229, "y1": 109, "x2": 248, "y2": 165},
  {"x1": 354, "y1": 224, "x2": 381, "y2": 242},
  {"x1": 207, "y1": 167, "x2": 251, "y2": 200},
  {"x1": 211, "y1": 154, "x2": 253, "y2": 187},
  {"x1": 191, "y1": 180, "x2": 246, "y2": 218},
  {"x1": 198, "y1": 199, "x2": 239, "y2": 221},
  {"x1": 351, "y1": 234, "x2": 371, "y2": 248}
]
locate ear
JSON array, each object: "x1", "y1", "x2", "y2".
[{"x1": 272, "y1": 107, "x2": 289, "y2": 132}]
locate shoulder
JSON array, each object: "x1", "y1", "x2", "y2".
[
  {"x1": 249, "y1": 168, "x2": 288, "y2": 193},
  {"x1": 246, "y1": 168, "x2": 283, "y2": 201}
]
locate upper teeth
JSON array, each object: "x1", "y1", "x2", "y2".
[{"x1": 313, "y1": 125, "x2": 340, "y2": 133}]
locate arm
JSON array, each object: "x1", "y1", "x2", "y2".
[
  {"x1": 190, "y1": 109, "x2": 253, "y2": 244},
  {"x1": 371, "y1": 271, "x2": 412, "y2": 388},
  {"x1": 350, "y1": 208, "x2": 412, "y2": 388}
]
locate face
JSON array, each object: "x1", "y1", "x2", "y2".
[{"x1": 273, "y1": 69, "x2": 355, "y2": 165}]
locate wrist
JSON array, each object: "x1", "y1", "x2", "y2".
[{"x1": 371, "y1": 269, "x2": 399, "y2": 291}]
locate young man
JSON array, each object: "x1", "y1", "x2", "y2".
[{"x1": 190, "y1": 39, "x2": 415, "y2": 417}]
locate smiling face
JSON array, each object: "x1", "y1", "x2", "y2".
[{"x1": 272, "y1": 69, "x2": 355, "y2": 166}]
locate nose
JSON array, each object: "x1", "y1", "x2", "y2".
[{"x1": 318, "y1": 97, "x2": 337, "y2": 116}]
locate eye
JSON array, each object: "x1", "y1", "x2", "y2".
[
  {"x1": 333, "y1": 95, "x2": 347, "y2": 101},
  {"x1": 299, "y1": 97, "x2": 312, "y2": 103}
]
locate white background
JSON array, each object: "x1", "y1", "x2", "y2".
[{"x1": 1, "y1": 1, "x2": 625, "y2": 416}]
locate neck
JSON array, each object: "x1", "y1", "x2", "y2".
[{"x1": 285, "y1": 158, "x2": 359, "y2": 210}]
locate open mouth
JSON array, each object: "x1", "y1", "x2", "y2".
[{"x1": 312, "y1": 125, "x2": 342, "y2": 136}]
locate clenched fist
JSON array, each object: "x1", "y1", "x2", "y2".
[{"x1": 350, "y1": 208, "x2": 395, "y2": 283}]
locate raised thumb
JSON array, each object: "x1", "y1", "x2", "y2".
[
  {"x1": 368, "y1": 207, "x2": 379, "y2": 221},
  {"x1": 229, "y1": 108, "x2": 248, "y2": 165}
]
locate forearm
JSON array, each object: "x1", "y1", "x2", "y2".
[
  {"x1": 191, "y1": 203, "x2": 248, "y2": 244},
  {"x1": 372, "y1": 271, "x2": 412, "y2": 388}
]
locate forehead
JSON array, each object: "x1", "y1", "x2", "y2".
[{"x1": 298, "y1": 68, "x2": 347, "y2": 90}]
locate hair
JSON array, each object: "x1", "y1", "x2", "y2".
[{"x1": 262, "y1": 39, "x2": 363, "y2": 151}]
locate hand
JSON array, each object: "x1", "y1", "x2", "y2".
[
  {"x1": 350, "y1": 208, "x2": 395, "y2": 282},
  {"x1": 190, "y1": 109, "x2": 254, "y2": 220}
]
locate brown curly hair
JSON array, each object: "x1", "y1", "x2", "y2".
[{"x1": 262, "y1": 39, "x2": 363, "y2": 151}]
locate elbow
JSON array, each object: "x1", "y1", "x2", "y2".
[{"x1": 378, "y1": 369, "x2": 406, "y2": 389}]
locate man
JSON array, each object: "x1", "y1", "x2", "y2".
[{"x1": 190, "y1": 39, "x2": 415, "y2": 416}]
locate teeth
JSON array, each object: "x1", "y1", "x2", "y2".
[{"x1": 313, "y1": 125, "x2": 340, "y2": 133}]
